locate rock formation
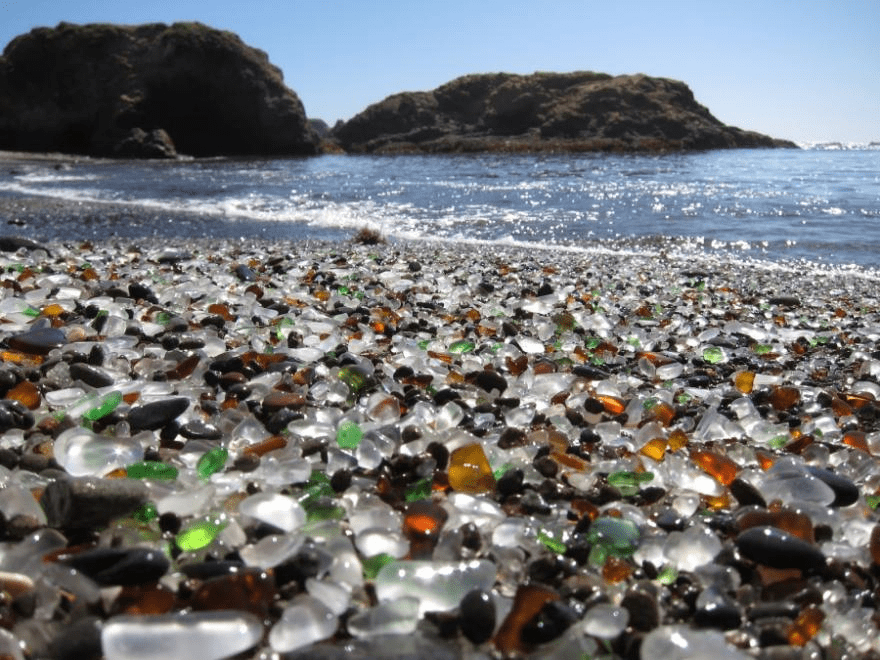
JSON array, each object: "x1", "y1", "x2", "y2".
[
  {"x1": 332, "y1": 72, "x2": 796, "y2": 153},
  {"x1": 0, "y1": 22, "x2": 320, "y2": 158}
]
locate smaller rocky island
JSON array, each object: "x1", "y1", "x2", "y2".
[
  {"x1": 0, "y1": 22, "x2": 320, "y2": 158},
  {"x1": 332, "y1": 72, "x2": 797, "y2": 154}
]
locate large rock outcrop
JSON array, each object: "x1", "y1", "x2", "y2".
[
  {"x1": 0, "y1": 22, "x2": 320, "y2": 157},
  {"x1": 332, "y1": 72, "x2": 796, "y2": 153}
]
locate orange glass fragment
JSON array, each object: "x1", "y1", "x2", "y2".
[
  {"x1": 734, "y1": 370, "x2": 755, "y2": 394},
  {"x1": 506, "y1": 355, "x2": 528, "y2": 376},
  {"x1": 5, "y1": 380, "x2": 40, "y2": 410},
  {"x1": 570, "y1": 498, "x2": 599, "y2": 520},
  {"x1": 640, "y1": 437, "x2": 667, "y2": 461},
  {"x1": 830, "y1": 396, "x2": 854, "y2": 417},
  {"x1": 769, "y1": 386, "x2": 801, "y2": 411},
  {"x1": 314, "y1": 290, "x2": 330, "y2": 302},
  {"x1": 466, "y1": 308, "x2": 482, "y2": 323},
  {"x1": 756, "y1": 451, "x2": 775, "y2": 471},
  {"x1": 166, "y1": 354, "x2": 200, "y2": 380},
  {"x1": 667, "y1": 429, "x2": 688, "y2": 452},
  {"x1": 448, "y1": 443, "x2": 496, "y2": 494},
  {"x1": 843, "y1": 392, "x2": 875, "y2": 410},
  {"x1": 602, "y1": 556, "x2": 633, "y2": 583},
  {"x1": 702, "y1": 492, "x2": 732, "y2": 510},
  {"x1": 243, "y1": 435, "x2": 288, "y2": 457},
  {"x1": 596, "y1": 394, "x2": 626, "y2": 415},
  {"x1": 427, "y1": 350, "x2": 453, "y2": 364},
  {"x1": 644, "y1": 401, "x2": 675, "y2": 427},
  {"x1": 123, "y1": 392, "x2": 140, "y2": 405},
  {"x1": 493, "y1": 584, "x2": 559, "y2": 655},
  {"x1": 787, "y1": 605, "x2": 825, "y2": 646},
  {"x1": 403, "y1": 500, "x2": 448, "y2": 559},
  {"x1": 41, "y1": 303, "x2": 65, "y2": 318},
  {"x1": 842, "y1": 430, "x2": 869, "y2": 453},
  {"x1": 104, "y1": 468, "x2": 128, "y2": 479},
  {"x1": 691, "y1": 448, "x2": 738, "y2": 486},
  {"x1": 0, "y1": 350, "x2": 42, "y2": 366},
  {"x1": 550, "y1": 450, "x2": 588, "y2": 472},
  {"x1": 79, "y1": 267, "x2": 100, "y2": 281},
  {"x1": 189, "y1": 568, "x2": 276, "y2": 617},
  {"x1": 737, "y1": 508, "x2": 814, "y2": 543},
  {"x1": 112, "y1": 584, "x2": 176, "y2": 615},
  {"x1": 207, "y1": 303, "x2": 235, "y2": 321}
]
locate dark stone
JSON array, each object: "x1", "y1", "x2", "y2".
[
  {"x1": 621, "y1": 589, "x2": 660, "y2": 632},
  {"x1": 0, "y1": 399, "x2": 34, "y2": 432},
  {"x1": 694, "y1": 597, "x2": 743, "y2": 630},
  {"x1": 735, "y1": 526, "x2": 826, "y2": 570},
  {"x1": 729, "y1": 477, "x2": 767, "y2": 507},
  {"x1": 234, "y1": 264, "x2": 257, "y2": 282},
  {"x1": 61, "y1": 546, "x2": 170, "y2": 585},
  {"x1": 572, "y1": 364, "x2": 612, "y2": 381},
  {"x1": 0, "y1": 236, "x2": 51, "y2": 254},
  {"x1": 468, "y1": 369, "x2": 508, "y2": 394},
  {"x1": 179, "y1": 419, "x2": 223, "y2": 440},
  {"x1": 178, "y1": 560, "x2": 245, "y2": 580},
  {"x1": 47, "y1": 616, "x2": 103, "y2": 660},
  {"x1": 128, "y1": 282, "x2": 159, "y2": 303},
  {"x1": 0, "y1": 22, "x2": 319, "y2": 158},
  {"x1": 768, "y1": 296, "x2": 801, "y2": 308},
  {"x1": 332, "y1": 71, "x2": 796, "y2": 154},
  {"x1": 498, "y1": 426, "x2": 528, "y2": 448},
  {"x1": 520, "y1": 600, "x2": 579, "y2": 645},
  {"x1": 7, "y1": 325, "x2": 67, "y2": 355},
  {"x1": 69, "y1": 362, "x2": 115, "y2": 388},
  {"x1": 806, "y1": 466, "x2": 859, "y2": 507},
  {"x1": 127, "y1": 396, "x2": 190, "y2": 431},
  {"x1": 497, "y1": 467, "x2": 524, "y2": 497},
  {"x1": 40, "y1": 477, "x2": 149, "y2": 529},
  {"x1": 114, "y1": 127, "x2": 177, "y2": 158},
  {"x1": 459, "y1": 589, "x2": 496, "y2": 644}
]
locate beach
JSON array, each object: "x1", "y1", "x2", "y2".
[{"x1": 0, "y1": 193, "x2": 879, "y2": 659}]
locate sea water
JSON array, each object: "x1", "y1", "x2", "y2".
[{"x1": 0, "y1": 143, "x2": 878, "y2": 266}]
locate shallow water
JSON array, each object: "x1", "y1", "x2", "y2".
[{"x1": 0, "y1": 144, "x2": 879, "y2": 266}]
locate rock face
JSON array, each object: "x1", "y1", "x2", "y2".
[
  {"x1": 332, "y1": 72, "x2": 796, "y2": 153},
  {"x1": 0, "y1": 22, "x2": 320, "y2": 158}
]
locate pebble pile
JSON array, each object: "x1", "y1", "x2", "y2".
[{"x1": 0, "y1": 235, "x2": 879, "y2": 659}]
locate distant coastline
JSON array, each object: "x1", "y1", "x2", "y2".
[{"x1": 1, "y1": 22, "x2": 796, "y2": 159}]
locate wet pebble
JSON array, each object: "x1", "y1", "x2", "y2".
[
  {"x1": 126, "y1": 397, "x2": 190, "y2": 431},
  {"x1": 735, "y1": 526, "x2": 826, "y2": 570}
]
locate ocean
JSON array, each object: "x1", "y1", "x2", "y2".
[{"x1": 1, "y1": 143, "x2": 878, "y2": 268}]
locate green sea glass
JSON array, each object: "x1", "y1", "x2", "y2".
[
  {"x1": 83, "y1": 390, "x2": 123, "y2": 422},
  {"x1": 337, "y1": 420, "x2": 363, "y2": 449},
  {"x1": 126, "y1": 461, "x2": 179, "y2": 480},
  {"x1": 197, "y1": 447, "x2": 228, "y2": 479}
]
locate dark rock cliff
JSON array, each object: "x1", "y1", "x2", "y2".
[
  {"x1": 0, "y1": 22, "x2": 320, "y2": 158},
  {"x1": 332, "y1": 72, "x2": 796, "y2": 153}
]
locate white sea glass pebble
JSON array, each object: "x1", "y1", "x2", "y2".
[{"x1": 101, "y1": 611, "x2": 263, "y2": 660}]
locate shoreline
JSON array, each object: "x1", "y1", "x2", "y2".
[{"x1": 0, "y1": 228, "x2": 878, "y2": 658}]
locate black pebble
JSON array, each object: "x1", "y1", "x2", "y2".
[
  {"x1": 48, "y1": 616, "x2": 103, "y2": 660},
  {"x1": 127, "y1": 396, "x2": 190, "y2": 431},
  {"x1": 69, "y1": 363, "x2": 115, "y2": 388},
  {"x1": 128, "y1": 282, "x2": 159, "y2": 303},
  {"x1": 61, "y1": 546, "x2": 170, "y2": 586},
  {"x1": 520, "y1": 600, "x2": 578, "y2": 645},
  {"x1": 0, "y1": 399, "x2": 34, "y2": 433},
  {"x1": 470, "y1": 370, "x2": 508, "y2": 394},
  {"x1": 806, "y1": 466, "x2": 859, "y2": 507},
  {"x1": 459, "y1": 589, "x2": 495, "y2": 644},
  {"x1": 735, "y1": 526, "x2": 826, "y2": 570},
  {"x1": 41, "y1": 477, "x2": 149, "y2": 530}
]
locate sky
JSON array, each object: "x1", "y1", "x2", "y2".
[{"x1": 0, "y1": 0, "x2": 877, "y2": 144}]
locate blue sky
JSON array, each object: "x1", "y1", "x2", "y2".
[{"x1": 1, "y1": 0, "x2": 877, "y2": 143}]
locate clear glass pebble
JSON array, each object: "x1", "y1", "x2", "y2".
[
  {"x1": 374, "y1": 559, "x2": 496, "y2": 615},
  {"x1": 269, "y1": 595, "x2": 337, "y2": 653},
  {"x1": 101, "y1": 611, "x2": 263, "y2": 660}
]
